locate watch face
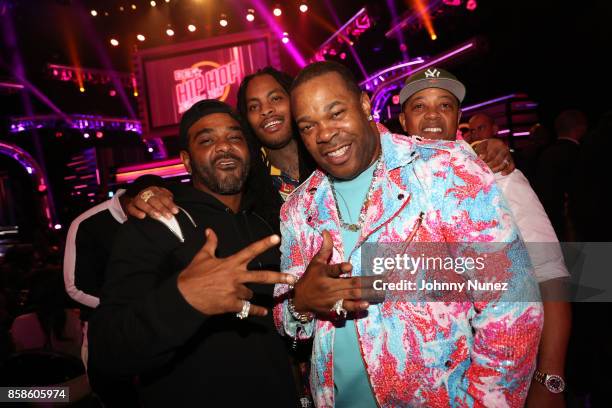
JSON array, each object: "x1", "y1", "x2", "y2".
[{"x1": 545, "y1": 375, "x2": 566, "y2": 393}]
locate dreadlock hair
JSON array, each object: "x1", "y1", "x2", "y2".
[
  {"x1": 239, "y1": 115, "x2": 284, "y2": 233},
  {"x1": 236, "y1": 67, "x2": 316, "y2": 184}
]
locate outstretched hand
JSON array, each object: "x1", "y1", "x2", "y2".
[
  {"x1": 293, "y1": 230, "x2": 373, "y2": 315},
  {"x1": 178, "y1": 229, "x2": 296, "y2": 317}
]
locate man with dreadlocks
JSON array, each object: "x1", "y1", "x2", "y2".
[{"x1": 88, "y1": 100, "x2": 299, "y2": 407}]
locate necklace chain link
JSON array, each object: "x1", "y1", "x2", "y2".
[{"x1": 329, "y1": 154, "x2": 383, "y2": 232}]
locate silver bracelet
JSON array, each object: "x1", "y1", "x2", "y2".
[{"x1": 287, "y1": 282, "x2": 314, "y2": 324}]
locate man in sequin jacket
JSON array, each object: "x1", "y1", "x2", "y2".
[{"x1": 273, "y1": 61, "x2": 544, "y2": 407}]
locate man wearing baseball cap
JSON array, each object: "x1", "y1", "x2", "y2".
[
  {"x1": 89, "y1": 100, "x2": 299, "y2": 407},
  {"x1": 397, "y1": 68, "x2": 571, "y2": 405}
]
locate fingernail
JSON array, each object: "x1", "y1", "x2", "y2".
[
  {"x1": 262, "y1": 310, "x2": 268, "y2": 316},
  {"x1": 153, "y1": 212, "x2": 161, "y2": 219},
  {"x1": 172, "y1": 208, "x2": 179, "y2": 214},
  {"x1": 286, "y1": 274, "x2": 297, "y2": 285},
  {"x1": 270, "y1": 235, "x2": 280, "y2": 244},
  {"x1": 205, "y1": 229, "x2": 210, "y2": 237},
  {"x1": 164, "y1": 212, "x2": 172, "y2": 219},
  {"x1": 362, "y1": 302, "x2": 370, "y2": 309}
]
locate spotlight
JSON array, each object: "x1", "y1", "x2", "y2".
[
  {"x1": 299, "y1": 2, "x2": 308, "y2": 13},
  {"x1": 83, "y1": 132, "x2": 90, "y2": 139},
  {"x1": 96, "y1": 131, "x2": 104, "y2": 139},
  {"x1": 165, "y1": 0, "x2": 170, "y2": 2},
  {"x1": 466, "y1": 0, "x2": 477, "y2": 11},
  {"x1": 109, "y1": 89, "x2": 117, "y2": 96},
  {"x1": 55, "y1": 131, "x2": 63, "y2": 138},
  {"x1": 246, "y1": 9, "x2": 255, "y2": 22},
  {"x1": 131, "y1": 4, "x2": 137, "y2": 10},
  {"x1": 79, "y1": 86, "x2": 85, "y2": 92},
  {"x1": 119, "y1": 6, "x2": 124, "y2": 12},
  {"x1": 133, "y1": 91, "x2": 139, "y2": 97},
  {"x1": 148, "y1": 147, "x2": 154, "y2": 153},
  {"x1": 150, "y1": 1, "x2": 156, "y2": 6},
  {"x1": 339, "y1": 52, "x2": 346, "y2": 60},
  {"x1": 166, "y1": 27, "x2": 175, "y2": 36},
  {"x1": 188, "y1": 24, "x2": 196, "y2": 32},
  {"x1": 219, "y1": 14, "x2": 228, "y2": 27},
  {"x1": 137, "y1": 34, "x2": 145, "y2": 41},
  {"x1": 54, "y1": 224, "x2": 62, "y2": 230},
  {"x1": 90, "y1": 9, "x2": 98, "y2": 17},
  {"x1": 110, "y1": 38, "x2": 119, "y2": 46},
  {"x1": 281, "y1": 32, "x2": 289, "y2": 44},
  {"x1": 431, "y1": 34, "x2": 437, "y2": 40},
  {"x1": 273, "y1": 6, "x2": 282, "y2": 17}
]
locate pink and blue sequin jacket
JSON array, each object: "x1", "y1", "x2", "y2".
[{"x1": 274, "y1": 131, "x2": 544, "y2": 407}]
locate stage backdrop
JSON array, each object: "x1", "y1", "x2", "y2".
[{"x1": 133, "y1": 29, "x2": 280, "y2": 139}]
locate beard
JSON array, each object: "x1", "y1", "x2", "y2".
[{"x1": 192, "y1": 153, "x2": 251, "y2": 195}]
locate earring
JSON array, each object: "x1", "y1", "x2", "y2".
[{"x1": 368, "y1": 114, "x2": 373, "y2": 121}]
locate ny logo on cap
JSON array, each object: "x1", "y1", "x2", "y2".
[{"x1": 425, "y1": 69, "x2": 441, "y2": 78}]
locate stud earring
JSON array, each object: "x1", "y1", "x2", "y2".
[{"x1": 368, "y1": 114, "x2": 373, "y2": 121}]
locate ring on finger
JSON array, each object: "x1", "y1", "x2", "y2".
[
  {"x1": 236, "y1": 300, "x2": 251, "y2": 320},
  {"x1": 331, "y1": 299, "x2": 348, "y2": 318},
  {"x1": 140, "y1": 189, "x2": 155, "y2": 203}
]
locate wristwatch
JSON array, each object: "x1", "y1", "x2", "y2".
[{"x1": 533, "y1": 369, "x2": 566, "y2": 393}]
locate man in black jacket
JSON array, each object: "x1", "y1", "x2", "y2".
[{"x1": 88, "y1": 100, "x2": 298, "y2": 407}]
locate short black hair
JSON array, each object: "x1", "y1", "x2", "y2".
[{"x1": 291, "y1": 61, "x2": 362, "y2": 96}]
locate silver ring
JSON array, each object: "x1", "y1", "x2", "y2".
[
  {"x1": 140, "y1": 189, "x2": 155, "y2": 203},
  {"x1": 331, "y1": 299, "x2": 347, "y2": 318},
  {"x1": 236, "y1": 300, "x2": 251, "y2": 319}
]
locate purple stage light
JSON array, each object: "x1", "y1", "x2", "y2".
[{"x1": 251, "y1": 0, "x2": 306, "y2": 67}]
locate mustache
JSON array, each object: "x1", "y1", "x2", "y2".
[{"x1": 213, "y1": 152, "x2": 243, "y2": 165}]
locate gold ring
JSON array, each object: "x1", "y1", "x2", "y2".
[{"x1": 140, "y1": 189, "x2": 155, "y2": 203}]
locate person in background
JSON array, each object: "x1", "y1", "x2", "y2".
[
  {"x1": 535, "y1": 109, "x2": 587, "y2": 241},
  {"x1": 467, "y1": 112, "x2": 499, "y2": 144},
  {"x1": 63, "y1": 174, "x2": 163, "y2": 406}
]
